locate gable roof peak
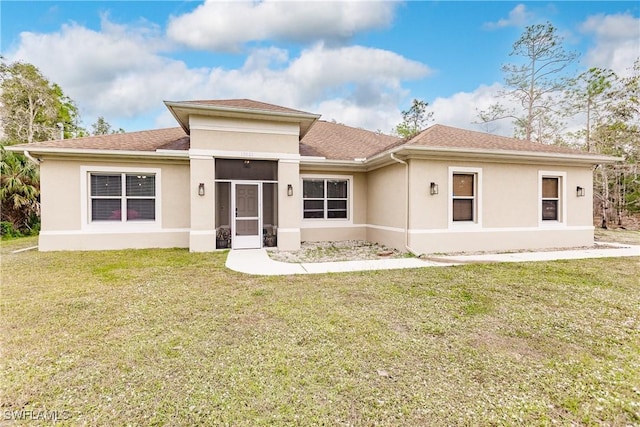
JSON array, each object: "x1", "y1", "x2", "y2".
[
  {"x1": 164, "y1": 98, "x2": 321, "y2": 138},
  {"x1": 166, "y1": 98, "x2": 316, "y2": 116}
]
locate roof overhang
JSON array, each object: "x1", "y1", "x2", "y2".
[
  {"x1": 164, "y1": 101, "x2": 321, "y2": 139},
  {"x1": 362, "y1": 145, "x2": 622, "y2": 170},
  {"x1": 300, "y1": 145, "x2": 621, "y2": 171},
  {"x1": 5, "y1": 145, "x2": 189, "y2": 162},
  {"x1": 8, "y1": 138, "x2": 621, "y2": 169},
  {"x1": 300, "y1": 156, "x2": 366, "y2": 172}
]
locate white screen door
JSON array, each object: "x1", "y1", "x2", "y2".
[{"x1": 232, "y1": 182, "x2": 262, "y2": 249}]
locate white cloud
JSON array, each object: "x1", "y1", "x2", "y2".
[
  {"x1": 430, "y1": 83, "x2": 516, "y2": 136},
  {"x1": 167, "y1": 0, "x2": 397, "y2": 51},
  {"x1": 430, "y1": 83, "x2": 592, "y2": 140},
  {"x1": 483, "y1": 4, "x2": 533, "y2": 30},
  {"x1": 580, "y1": 13, "x2": 640, "y2": 77},
  {"x1": 287, "y1": 44, "x2": 429, "y2": 104},
  {"x1": 8, "y1": 20, "x2": 429, "y2": 133},
  {"x1": 313, "y1": 96, "x2": 406, "y2": 134},
  {"x1": 9, "y1": 17, "x2": 209, "y2": 124},
  {"x1": 199, "y1": 43, "x2": 430, "y2": 130}
]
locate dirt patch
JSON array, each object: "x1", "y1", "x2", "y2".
[
  {"x1": 267, "y1": 240, "x2": 410, "y2": 263},
  {"x1": 267, "y1": 231, "x2": 637, "y2": 264},
  {"x1": 594, "y1": 214, "x2": 640, "y2": 231}
]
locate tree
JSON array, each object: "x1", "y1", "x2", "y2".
[
  {"x1": 478, "y1": 22, "x2": 578, "y2": 142},
  {"x1": 594, "y1": 61, "x2": 640, "y2": 226},
  {"x1": 395, "y1": 99, "x2": 434, "y2": 139},
  {"x1": 564, "y1": 61, "x2": 640, "y2": 228},
  {"x1": 0, "y1": 59, "x2": 83, "y2": 235},
  {"x1": 91, "y1": 116, "x2": 124, "y2": 135},
  {"x1": 563, "y1": 67, "x2": 617, "y2": 152},
  {"x1": 0, "y1": 59, "x2": 82, "y2": 144},
  {"x1": 0, "y1": 147, "x2": 39, "y2": 235}
]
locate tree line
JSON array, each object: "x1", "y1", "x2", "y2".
[{"x1": 0, "y1": 58, "x2": 123, "y2": 237}]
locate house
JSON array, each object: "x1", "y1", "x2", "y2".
[{"x1": 7, "y1": 99, "x2": 617, "y2": 254}]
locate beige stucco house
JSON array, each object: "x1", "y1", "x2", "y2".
[{"x1": 8, "y1": 99, "x2": 617, "y2": 254}]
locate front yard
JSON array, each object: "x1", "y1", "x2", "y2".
[{"x1": 1, "y1": 236, "x2": 639, "y2": 425}]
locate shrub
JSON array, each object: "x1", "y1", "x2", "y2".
[{"x1": 0, "y1": 221, "x2": 22, "y2": 239}]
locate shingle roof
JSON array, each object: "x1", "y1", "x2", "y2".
[
  {"x1": 170, "y1": 99, "x2": 314, "y2": 116},
  {"x1": 14, "y1": 100, "x2": 606, "y2": 162},
  {"x1": 300, "y1": 120, "x2": 400, "y2": 160},
  {"x1": 299, "y1": 123, "x2": 601, "y2": 161},
  {"x1": 21, "y1": 128, "x2": 189, "y2": 151},
  {"x1": 402, "y1": 124, "x2": 593, "y2": 156}
]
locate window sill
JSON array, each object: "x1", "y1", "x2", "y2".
[
  {"x1": 538, "y1": 220, "x2": 567, "y2": 228},
  {"x1": 83, "y1": 221, "x2": 161, "y2": 232},
  {"x1": 301, "y1": 219, "x2": 353, "y2": 228},
  {"x1": 448, "y1": 221, "x2": 482, "y2": 230}
]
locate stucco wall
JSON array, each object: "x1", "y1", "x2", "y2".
[
  {"x1": 364, "y1": 163, "x2": 406, "y2": 249},
  {"x1": 189, "y1": 115, "x2": 300, "y2": 154},
  {"x1": 408, "y1": 228, "x2": 593, "y2": 254},
  {"x1": 40, "y1": 160, "x2": 82, "y2": 231},
  {"x1": 189, "y1": 156, "x2": 216, "y2": 252},
  {"x1": 404, "y1": 158, "x2": 594, "y2": 254},
  {"x1": 278, "y1": 160, "x2": 302, "y2": 250},
  {"x1": 366, "y1": 163, "x2": 406, "y2": 229},
  {"x1": 37, "y1": 151, "x2": 596, "y2": 255},
  {"x1": 407, "y1": 159, "x2": 593, "y2": 231},
  {"x1": 39, "y1": 158, "x2": 190, "y2": 251}
]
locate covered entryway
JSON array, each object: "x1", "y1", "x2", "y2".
[{"x1": 215, "y1": 159, "x2": 278, "y2": 250}]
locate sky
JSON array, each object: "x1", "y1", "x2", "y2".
[{"x1": 1, "y1": 1, "x2": 639, "y2": 136}]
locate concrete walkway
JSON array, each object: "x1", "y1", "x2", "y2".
[
  {"x1": 225, "y1": 242, "x2": 640, "y2": 276},
  {"x1": 437, "y1": 242, "x2": 640, "y2": 263}
]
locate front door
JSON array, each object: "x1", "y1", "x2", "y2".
[{"x1": 232, "y1": 182, "x2": 262, "y2": 249}]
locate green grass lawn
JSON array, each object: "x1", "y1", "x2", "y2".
[
  {"x1": 1, "y1": 238, "x2": 639, "y2": 426},
  {"x1": 595, "y1": 227, "x2": 640, "y2": 245}
]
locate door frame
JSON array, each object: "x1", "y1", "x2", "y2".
[{"x1": 231, "y1": 180, "x2": 262, "y2": 249}]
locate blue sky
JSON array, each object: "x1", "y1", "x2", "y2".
[{"x1": 2, "y1": 1, "x2": 638, "y2": 136}]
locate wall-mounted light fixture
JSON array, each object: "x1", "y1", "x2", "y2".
[
  {"x1": 430, "y1": 182, "x2": 439, "y2": 195},
  {"x1": 198, "y1": 183, "x2": 205, "y2": 196},
  {"x1": 243, "y1": 160, "x2": 251, "y2": 168},
  {"x1": 576, "y1": 186, "x2": 585, "y2": 197},
  {"x1": 287, "y1": 184, "x2": 293, "y2": 197}
]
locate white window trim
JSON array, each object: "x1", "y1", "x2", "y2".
[
  {"x1": 300, "y1": 174, "x2": 353, "y2": 226},
  {"x1": 448, "y1": 166, "x2": 483, "y2": 229},
  {"x1": 80, "y1": 166, "x2": 162, "y2": 231},
  {"x1": 538, "y1": 170, "x2": 567, "y2": 227}
]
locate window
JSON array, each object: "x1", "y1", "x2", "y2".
[
  {"x1": 302, "y1": 178, "x2": 348, "y2": 219},
  {"x1": 448, "y1": 167, "x2": 482, "y2": 227},
  {"x1": 541, "y1": 177, "x2": 560, "y2": 221},
  {"x1": 90, "y1": 173, "x2": 156, "y2": 222},
  {"x1": 452, "y1": 173, "x2": 476, "y2": 221},
  {"x1": 538, "y1": 171, "x2": 566, "y2": 225}
]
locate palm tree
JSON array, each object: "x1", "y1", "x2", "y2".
[{"x1": 0, "y1": 147, "x2": 40, "y2": 234}]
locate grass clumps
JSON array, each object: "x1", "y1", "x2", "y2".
[{"x1": 1, "y1": 237, "x2": 639, "y2": 425}]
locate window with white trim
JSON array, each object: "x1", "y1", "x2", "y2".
[
  {"x1": 452, "y1": 173, "x2": 477, "y2": 222},
  {"x1": 541, "y1": 176, "x2": 560, "y2": 221},
  {"x1": 90, "y1": 173, "x2": 156, "y2": 222},
  {"x1": 302, "y1": 178, "x2": 348, "y2": 219}
]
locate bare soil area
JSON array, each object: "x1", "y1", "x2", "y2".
[
  {"x1": 268, "y1": 240, "x2": 409, "y2": 263},
  {"x1": 268, "y1": 228, "x2": 640, "y2": 263}
]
